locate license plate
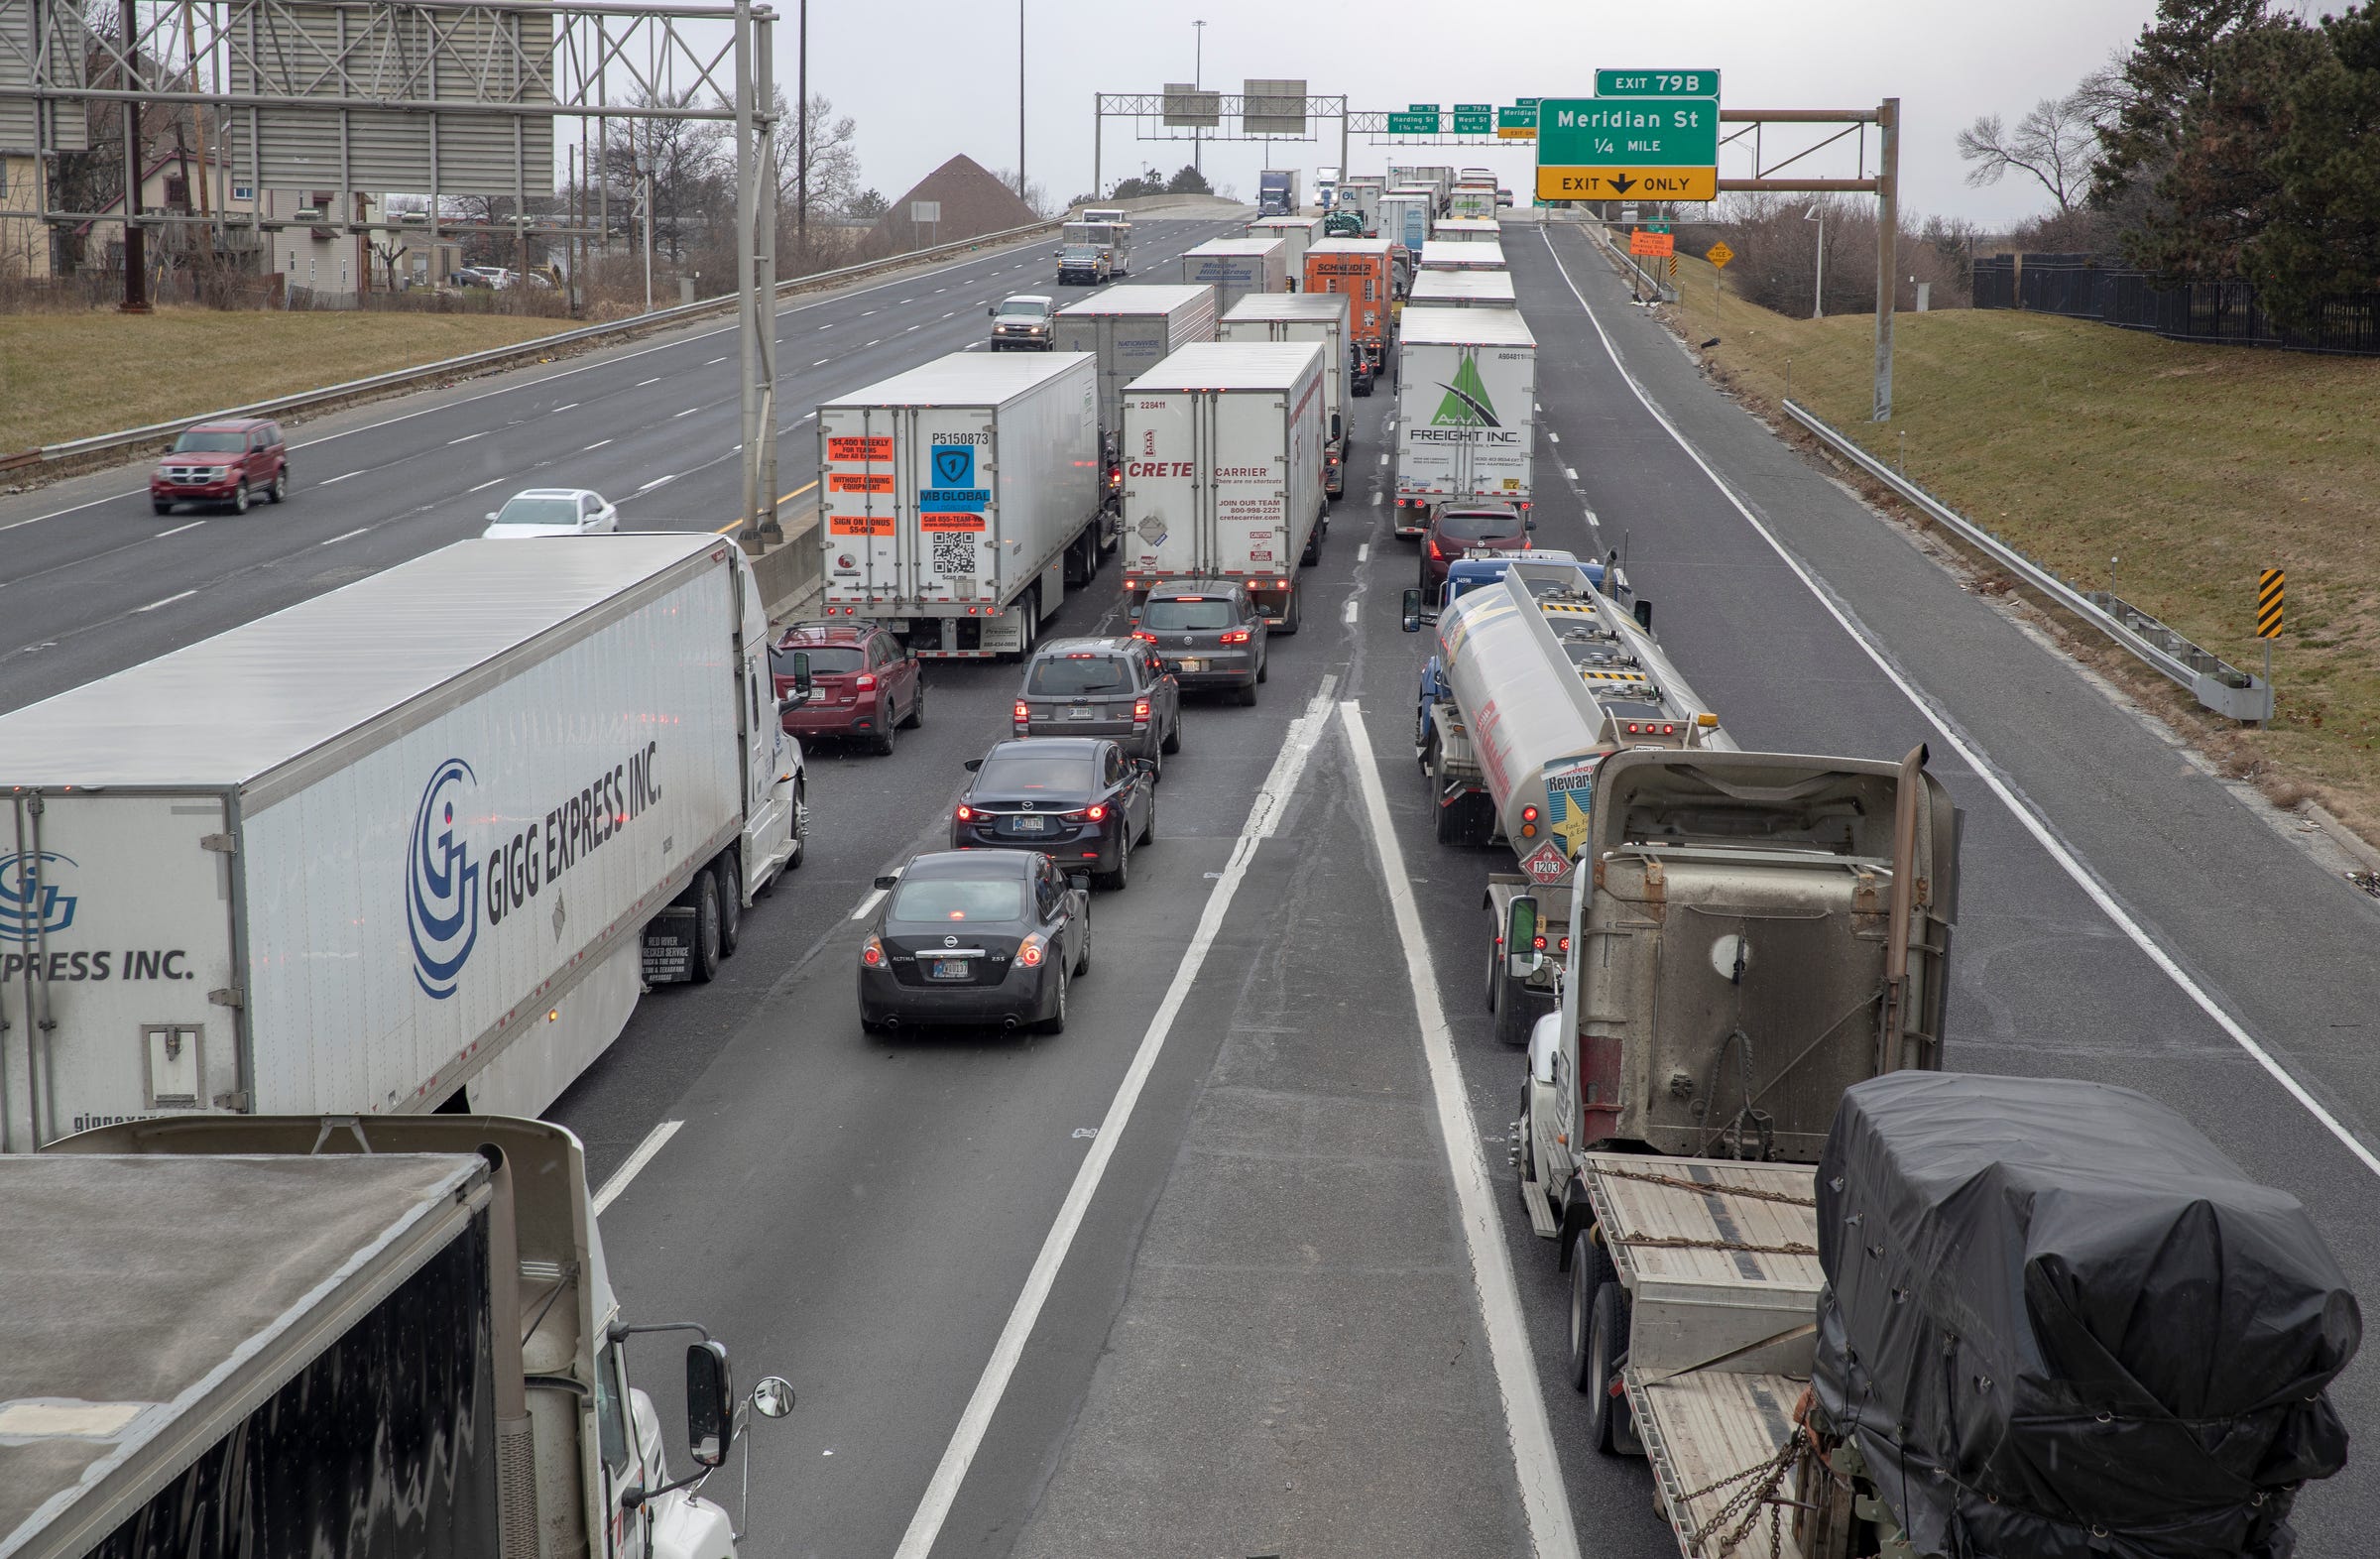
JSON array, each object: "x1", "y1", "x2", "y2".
[
  {"x1": 1067, "y1": 706, "x2": 1095, "y2": 721},
  {"x1": 1177, "y1": 658, "x2": 1204, "y2": 672},
  {"x1": 928, "y1": 958, "x2": 972, "y2": 980},
  {"x1": 1011, "y1": 814, "x2": 1047, "y2": 833}
]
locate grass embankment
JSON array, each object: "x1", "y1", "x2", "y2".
[
  {"x1": 1647, "y1": 244, "x2": 2380, "y2": 840},
  {"x1": 0, "y1": 306, "x2": 575, "y2": 453}
]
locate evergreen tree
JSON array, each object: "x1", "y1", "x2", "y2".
[{"x1": 2244, "y1": 3, "x2": 2380, "y2": 324}]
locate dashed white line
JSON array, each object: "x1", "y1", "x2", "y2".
[
  {"x1": 861, "y1": 308, "x2": 878, "y2": 315},
  {"x1": 705, "y1": 356, "x2": 727, "y2": 365},
  {"x1": 1371, "y1": 492, "x2": 1383, "y2": 508},
  {"x1": 153, "y1": 520, "x2": 206, "y2": 539},
  {"x1": 1376, "y1": 452, "x2": 1388, "y2": 466},
  {"x1": 319, "y1": 471, "x2": 359, "y2": 485},
  {"x1": 850, "y1": 888, "x2": 888, "y2": 921},
  {"x1": 905, "y1": 324, "x2": 922, "y2": 332},
  {"x1": 550, "y1": 402, "x2": 579, "y2": 413},
  {"x1": 1565, "y1": 467, "x2": 1579, "y2": 482},
  {"x1": 318, "y1": 527, "x2": 371, "y2": 546},
  {"x1": 583, "y1": 439, "x2": 614, "y2": 450},
  {"x1": 1342, "y1": 598, "x2": 1359, "y2": 626},
  {"x1": 637, "y1": 375, "x2": 662, "y2": 385},
  {"x1": 865, "y1": 339, "x2": 882, "y2": 347},
  {"x1": 675, "y1": 407, "x2": 701, "y2": 418},
  {"x1": 637, "y1": 475, "x2": 676, "y2": 492},
  {"x1": 468, "y1": 478, "x2": 505, "y2": 492},
  {"x1": 813, "y1": 358, "x2": 832, "y2": 367},
  {"x1": 593, "y1": 1120, "x2": 683, "y2": 1215},
  {"x1": 447, "y1": 431, "x2": 486, "y2": 444},
  {"x1": 1547, "y1": 430, "x2": 1560, "y2": 444},
  {"x1": 134, "y1": 589, "x2": 197, "y2": 613},
  {"x1": 1356, "y1": 543, "x2": 1369, "y2": 562}
]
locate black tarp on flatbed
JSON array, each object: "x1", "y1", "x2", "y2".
[{"x1": 1813, "y1": 1071, "x2": 2359, "y2": 1559}]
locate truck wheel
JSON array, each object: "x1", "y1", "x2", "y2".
[
  {"x1": 1276, "y1": 590, "x2": 1301, "y2": 636},
  {"x1": 788, "y1": 779, "x2": 807, "y2": 871},
  {"x1": 715, "y1": 852, "x2": 743, "y2": 956},
  {"x1": 1431, "y1": 748, "x2": 1466, "y2": 845},
  {"x1": 689, "y1": 867, "x2": 723, "y2": 984},
  {"x1": 874, "y1": 706, "x2": 898, "y2": 757},
  {"x1": 1300, "y1": 527, "x2": 1321, "y2": 567},
  {"x1": 1485, "y1": 931, "x2": 1503, "y2": 1013}
]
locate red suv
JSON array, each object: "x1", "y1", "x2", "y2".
[
  {"x1": 1419, "y1": 502, "x2": 1533, "y2": 593},
  {"x1": 151, "y1": 419, "x2": 290, "y2": 515},
  {"x1": 771, "y1": 621, "x2": 925, "y2": 756}
]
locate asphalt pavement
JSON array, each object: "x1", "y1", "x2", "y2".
[{"x1": 7, "y1": 209, "x2": 2376, "y2": 1556}]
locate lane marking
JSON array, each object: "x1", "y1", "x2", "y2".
[
  {"x1": 675, "y1": 407, "x2": 701, "y2": 418},
  {"x1": 1356, "y1": 543, "x2": 1369, "y2": 563},
  {"x1": 133, "y1": 588, "x2": 196, "y2": 613},
  {"x1": 850, "y1": 887, "x2": 888, "y2": 921},
  {"x1": 593, "y1": 1119, "x2": 684, "y2": 1215},
  {"x1": 318, "y1": 527, "x2": 370, "y2": 545},
  {"x1": 468, "y1": 478, "x2": 505, "y2": 493},
  {"x1": 892, "y1": 680, "x2": 1340, "y2": 1559},
  {"x1": 865, "y1": 339, "x2": 882, "y2": 347},
  {"x1": 153, "y1": 520, "x2": 206, "y2": 540},
  {"x1": 1339, "y1": 702, "x2": 1581, "y2": 1559},
  {"x1": 1537, "y1": 225, "x2": 2380, "y2": 1179},
  {"x1": 813, "y1": 358, "x2": 832, "y2": 367},
  {"x1": 637, "y1": 375, "x2": 662, "y2": 385},
  {"x1": 1371, "y1": 492, "x2": 1383, "y2": 508},
  {"x1": 1377, "y1": 452, "x2": 1388, "y2": 466},
  {"x1": 1547, "y1": 430, "x2": 1560, "y2": 444},
  {"x1": 1342, "y1": 598, "x2": 1359, "y2": 626},
  {"x1": 583, "y1": 439, "x2": 613, "y2": 450},
  {"x1": 319, "y1": 471, "x2": 359, "y2": 485},
  {"x1": 447, "y1": 431, "x2": 486, "y2": 444},
  {"x1": 1565, "y1": 467, "x2": 1579, "y2": 482},
  {"x1": 705, "y1": 356, "x2": 727, "y2": 365},
  {"x1": 550, "y1": 402, "x2": 579, "y2": 413},
  {"x1": 636, "y1": 475, "x2": 676, "y2": 492}
]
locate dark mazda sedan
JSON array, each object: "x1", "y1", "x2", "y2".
[
  {"x1": 859, "y1": 850, "x2": 1090, "y2": 1033},
  {"x1": 951, "y1": 738, "x2": 1153, "y2": 890}
]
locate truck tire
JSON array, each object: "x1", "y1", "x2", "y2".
[
  {"x1": 1276, "y1": 589, "x2": 1301, "y2": 636},
  {"x1": 788, "y1": 779, "x2": 808, "y2": 871},
  {"x1": 1485, "y1": 932, "x2": 1503, "y2": 1013},
  {"x1": 1573, "y1": 1238, "x2": 1641, "y2": 1457},
  {"x1": 1431, "y1": 747, "x2": 1466, "y2": 845},
  {"x1": 715, "y1": 852, "x2": 743, "y2": 956},
  {"x1": 689, "y1": 867, "x2": 723, "y2": 984},
  {"x1": 1300, "y1": 527, "x2": 1321, "y2": 567}
]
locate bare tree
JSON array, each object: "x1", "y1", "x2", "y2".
[
  {"x1": 990, "y1": 168, "x2": 1048, "y2": 217},
  {"x1": 775, "y1": 91, "x2": 861, "y2": 216},
  {"x1": 1957, "y1": 83, "x2": 2112, "y2": 213},
  {"x1": 368, "y1": 235, "x2": 406, "y2": 293}
]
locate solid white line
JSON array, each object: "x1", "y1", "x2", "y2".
[
  {"x1": 153, "y1": 520, "x2": 206, "y2": 539},
  {"x1": 849, "y1": 887, "x2": 888, "y2": 921},
  {"x1": 583, "y1": 439, "x2": 613, "y2": 451},
  {"x1": 892, "y1": 682, "x2": 1340, "y2": 1559},
  {"x1": 1342, "y1": 598, "x2": 1359, "y2": 626},
  {"x1": 1537, "y1": 226, "x2": 2380, "y2": 1179},
  {"x1": 319, "y1": 470, "x2": 359, "y2": 485},
  {"x1": 133, "y1": 588, "x2": 197, "y2": 613},
  {"x1": 1356, "y1": 542, "x2": 1369, "y2": 563},
  {"x1": 447, "y1": 431, "x2": 485, "y2": 444},
  {"x1": 468, "y1": 478, "x2": 505, "y2": 492},
  {"x1": 1338, "y1": 701, "x2": 1581, "y2": 1559},
  {"x1": 318, "y1": 527, "x2": 371, "y2": 545},
  {"x1": 593, "y1": 1119, "x2": 684, "y2": 1215}
]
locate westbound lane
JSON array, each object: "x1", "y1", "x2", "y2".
[{"x1": 0, "y1": 217, "x2": 1246, "y2": 716}]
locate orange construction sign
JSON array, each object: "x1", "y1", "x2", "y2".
[{"x1": 1628, "y1": 228, "x2": 1676, "y2": 258}]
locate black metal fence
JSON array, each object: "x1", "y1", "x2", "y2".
[{"x1": 1969, "y1": 253, "x2": 2380, "y2": 356}]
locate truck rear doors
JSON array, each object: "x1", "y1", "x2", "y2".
[{"x1": 821, "y1": 408, "x2": 1002, "y2": 610}]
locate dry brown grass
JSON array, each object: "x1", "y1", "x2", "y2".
[
  {"x1": 0, "y1": 304, "x2": 574, "y2": 454},
  {"x1": 1636, "y1": 242, "x2": 2380, "y2": 841}
]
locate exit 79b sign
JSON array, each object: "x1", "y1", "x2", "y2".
[{"x1": 1535, "y1": 95, "x2": 1720, "y2": 202}]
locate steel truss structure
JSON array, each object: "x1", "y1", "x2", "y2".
[
  {"x1": 0, "y1": 0, "x2": 784, "y2": 537},
  {"x1": 1091, "y1": 90, "x2": 1349, "y2": 198}
]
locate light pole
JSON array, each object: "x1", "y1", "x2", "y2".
[
  {"x1": 1192, "y1": 20, "x2": 1205, "y2": 179},
  {"x1": 1804, "y1": 202, "x2": 1825, "y2": 320},
  {"x1": 1017, "y1": 0, "x2": 1026, "y2": 212},
  {"x1": 796, "y1": 0, "x2": 806, "y2": 263}
]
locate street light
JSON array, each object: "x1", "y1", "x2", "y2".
[
  {"x1": 1017, "y1": 0, "x2": 1026, "y2": 212},
  {"x1": 1192, "y1": 20, "x2": 1205, "y2": 178},
  {"x1": 1804, "y1": 203, "x2": 1825, "y2": 320}
]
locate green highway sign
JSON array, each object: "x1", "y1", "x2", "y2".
[
  {"x1": 1387, "y1": 110, "x2": 1441, "y2": 135},
  {"x1": 1456, "y1": 102, "x2": 1490, "y2": 111},
  {"x1": 1408, "y1": 103, "x2": 1440, "y2": 112},
  {"x1": 1453, "y1": 106, "x2": 1493, "y2": 134},
  {"x1": 1595, "y1": 68, "x2": 1719, "y2": 98},
  {"x1": 1496, "y1": 104, "x2": 1538, "y2": 140},
  {"x1": 1538, "y1": 98, "x2": 1720, "y2": 165},
  {"x1": 1517, "y1": 96, "x2": 1541, "y2": 107}
]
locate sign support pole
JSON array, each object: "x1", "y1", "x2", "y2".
[
  {"x1": 1871, "y1": 96, "x2": 1897, "y2": 421},
  {"x1": 1092, "y1": 93, "x2": 1102, "y2": 199}
]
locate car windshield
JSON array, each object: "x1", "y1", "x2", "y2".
[
  {"x1": 1138, "y1": 597, "x2": 1237, "y2": 632},
  {"x1": 1026, "y1": 656, "x2": 1131, "y2": 696},
  {"x1": 171, "y1": 429, "x2": 246, "y2": 452},
  {"x1": 997, "y1": 300, "x2": 1048, "y2": 317},
  {"x1": 890, "y1": 877, "x2": 1024, "y2": 923},
  {"x1": 974, "y1": 754, "x2": 1096, "y2": 792},
  {"x1": 494, "y1": 496, "x2": 582, "y2": 525},
  {"x1": 1437, "y1": 512, "x2": 1524, "y2": 542},
  {"x1": 773, "y1": 645, "x2": 867, "y2": 676}
]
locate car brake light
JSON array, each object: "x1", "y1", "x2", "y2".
[
  {"x1": 861, "y1": 935, "x2": 885, "y2": 967},
  {"x1": 1428, "y1": 539, "x2": 1443, "y2": 560},
  {"x1": 1017, "y1": 933, "x2": 1046, "y2": 968},
  {"x1": 1086, "y1": 803, "x2": 1107, "y2": 822},
  {"x1": 956, "y1": 804, "x2": 974, "y2": 821},
  {"x1": 1220, "y1": 628, "x2": 1250, "y2": 645},
  {"x1": 1013, "y1": 701, "x2": 1030, "y2": 721},
  {"x1": 1132, "y1": 698, "x2": 1151, "y2": 723},
  {"x1": 1131, "y1": 629, "x2": 1157, "y2": 643},
  {"x1": 1662, "y1": 723, "x2": 1676, "y2": 735},
  {"x1": 1274, "y1": 578, "x2": 1288, "y2": 590},
  {"x1": 855, "y1": 673, "x2": 877, "y2": 691}
]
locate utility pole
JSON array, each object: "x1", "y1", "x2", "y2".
[
  {"x1": 796, "y1": 0, "x2": 807, "y2": 264},
  {"x1": 1016, "y1": 0, "x2": 1025, "y2": 211},
  {"x1": 1192, "y1": 20, "x2": 1204, "y2": 179},
  {"x1": 117, "y1": 0, "x2": 151, "y2": 313},
  {"x1": 1871, "y1": 96, "x2": 1899, "y2": 421}
]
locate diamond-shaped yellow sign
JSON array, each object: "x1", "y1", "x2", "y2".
[{"x1": 1706, "y1": 240, "x2": 1735, "y2": 269}]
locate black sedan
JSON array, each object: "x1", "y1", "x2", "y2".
[
  {"x1": 859, "y1": 850, "x2": 1091, "y2": 1034},
  {"x1": 952, "y1": 738, "x2": 1154, "y2": 891}
]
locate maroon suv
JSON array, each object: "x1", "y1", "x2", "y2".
[
  {"x1": 1419, "y1": 502, "x2": 1534, "y2": 593},
  {"x1": 151, "y1": 418, "x2": 290, "y2": 515},
  {"x1": 772, "y1": 621, "x2": 925, "y2": 756}
]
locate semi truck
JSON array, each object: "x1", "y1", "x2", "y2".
[
  {"x1": 1334, "y1": 177, "x2": 1385, "y2": 237},
  {"x1": 818, "y1": 351, "x2": 1103, "y2": 658},
  {"x1": 1304, "y1": 237, "x2": 1397, "y2": 385},
  {"x1": 0, "y1": 536, "x2": 803, "y2": 1152},
  {"x1": 1054, "y1": 284, "x2": 1220, "y2": 525},
  {"x1": 1219, "y1": 291, "x2": 1351, "y2": 498},
  {"x1": 1245, "y1": 214, "x2": 1324, "y2": 277},
  {"x1": 1055, "y1": 218, "x2": 1130, "y2": 285},
  {"x1": 1178, "y1": 236, "x2": 1288, "y2": 316},
  {"x1": 10, "y1": 1113, "x2": 793, "y2": 1559},
  {"x1": 1407, "y1": 269, "x2": 1517, "y2": 309},
  {"x1": 1118, "y1": 340, "x2": 1328, "y2": 633},
  {"x1": 1432, "y1": 216, "x2": 1502, "y2": 244},
  {"x1": 1381, "y1": 190, "x2": 1433, "y2": 258},
  {"x1": 1313, "y1": 166, "x2": 1340, "y2": 211},
  {"x1": 1392, "y1": 305, "x2": 1535, "y2": 537},
  {"x1": 1419, "y1": 238, "x2": 1507, "y2": 272},
  {"x1": 1256, "y1": 169, "x2": 1300, "y2": 215}
]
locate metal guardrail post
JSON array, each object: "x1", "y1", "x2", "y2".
[{"x1": 1783, "y1": 400, "x2": 2272, "y2": 723}]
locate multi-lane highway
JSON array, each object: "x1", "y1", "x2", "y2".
[{"x1": 7, "y1": 211, "x2": 2376, "y2": 1557}]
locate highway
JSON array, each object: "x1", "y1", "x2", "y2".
[{"x1": 7, "y1": 210, "x2": 2377, "y2": 1556}]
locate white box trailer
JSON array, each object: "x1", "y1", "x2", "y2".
[
  {"x1": 1408, "y1": 268, "x2": 1518, "y2": 308},
  {"x1": 1220, "y1": 291, "x2": 1351, "y2": 495},
  {"x1": 1121, "y1": 340, "x2": 1329, "y2": 633},
  {"x1": 1420, "y1": 238, "x2": 1507, "y2": 272},
  {"x1": 819, "y1": 350, "x2": 1103, "y2": 657},
  {"x1": 1432, "y1": 216, "x2": 1502, "y2": 243},
  {"x1": 1393, "y1": 305, "x2": 1537, "y2": 535},
  {"x1": 1381, "y1": 191, "x2": 1433, "y2": 256},
  {"x1": 1449, "y1": 183, "x2": 1498, "y2": 220},
  {"x1": 1179, "y1": 237, "x2": 1288, "y2": 316},
  {"x1": 1054, "y1": 284, "x2": 1220, "y2": 442},
  {"x1": 1246, "y1": 214, "x2": 1323, "y2": 275},
  {"x1": 0, "y1": 536, "x2": 803, "y2": 1150}
]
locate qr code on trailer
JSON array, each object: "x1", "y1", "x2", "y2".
[{"x1": 931, "y1": 533, "x2": 979, "y2": 576}]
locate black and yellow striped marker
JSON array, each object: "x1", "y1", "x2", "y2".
[{"x1": 2257, "y1": 569, "x2": 2285, "y2": 639}]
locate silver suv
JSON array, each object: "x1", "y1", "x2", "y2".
[{"x1": 988, "y1": 295, "x2": 1055, "y2": 351}]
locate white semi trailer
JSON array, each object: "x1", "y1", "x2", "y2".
[
  {"x1": 0, "y1": 536, "x2": 803, "y2": 1151},
  {"x1": 1219, "y1": 291, "x2": 1351, "y2": 497},
  {"x1": 1392, "y1": 305, "x2": 1537, "y2": 538},
  {"x1": 1179, "y1": 237, "x2": 1289, "y2": 316}
]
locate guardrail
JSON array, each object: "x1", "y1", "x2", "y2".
[
  {"x1": 1783, "y1": 399, "x2": 2272, "y2": 722},
  {"x1": 3, "y1": 218, "x2": 1061, "y2": 476}
]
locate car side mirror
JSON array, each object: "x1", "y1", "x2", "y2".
[
  {"x1": 1400, "y1": 587, "x2": 1424, "y2": 633},
  {"x1": 1066, "y1": 872, "x2": 1091, "y2": 892},
  {"x1": 873, "y1": 874, "x2": 900, "y2": 891},
  {"x1": 1633, "y1": 598, "x2": 1653, "y2": 632},
  {"x1": 988, "y1": 306, "x2": 998, "y2": 317},
  {"x1": 485, "y1": 512, "x2": 500, "y2": 523},
  {"x1": 751, "y1": 1376, "x2": 795, "y2": 1419},
  {"x1": 1133, "y1": 758, "x2": 1156, "y2": 777},
  {"x1": 963, "y1": 757, "x2": 984, "y2": 772},
  {"x1": 685, "y1": 1341, "x2": 733, "y2": 1470},
  {"x1": 1524, "y1": 518, "x2": 1538, "y2": 532}
]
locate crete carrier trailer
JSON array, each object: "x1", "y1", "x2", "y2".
[
  {"x1": 12, "y1": 1115, "x2": 795, "y2": 1559},
  {"x1": 1053, "y1": 284, "x2": 1220, "y2": 522},
  {"x1": 1219, "y1": 291, "x2": 1351, "y2": 498},
  {"x1": 1120, "y1": 340, "x2": 1328, "y2": 633},
  {"x1": 1408, "y1": 268, "x2": 1517, "y2": 309},
  {"x1": 1177, "y1": 237, "x2": 1288, "y2": 316},
  {"x1": 1393, "y1": 305, "x2": 1536, "y2": 538},
  {"x1": 0, "y1": 536, "x2": 801, "y2": 1151},
  {"x1": 818, "y1": 350, "x2": 1103, "y2": 657}
]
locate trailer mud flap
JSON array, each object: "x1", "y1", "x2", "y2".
[{"x1": 641, "y1": 906, "x2": 698, "y2": 985}]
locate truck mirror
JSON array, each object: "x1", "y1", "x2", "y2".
[
  {"x1": 1400, "y1": 587, "x2": 1424, "y2": 633},
  {"x1": 618, "y1": 1482, "x2": 649, "y2": 1511},
  {"x1": 786, "y1": 650, "x2": 813, "y2": 696},
  {"x1": 1506, "y1": 895, "x2": 1542, "y2": 977},
  {"x1": 685, "y1": 1341, "x2": 733, "y2": 1469},
  {"x1": 1633, "y1": 598, "x2": 1654, "y2": 632},
  {"x1": 751, "y1": 1375, "x2": 796, "y2": 1419}
]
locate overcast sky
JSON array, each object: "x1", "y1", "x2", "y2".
[{"x1": 793, "y1": 0, "x2": 2159, "y2": 228}]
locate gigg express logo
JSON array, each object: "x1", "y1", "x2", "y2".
[
  {"x1": 407, "y1": 759, "x2": 482, "y2": 999},
  {"x1": 0, "y1": 851, "x2": 77, "y2": 942}
]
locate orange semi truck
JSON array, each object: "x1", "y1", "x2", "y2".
[{"x1": 1304, "y1": 237, "x2": 1396, "y2": 393}]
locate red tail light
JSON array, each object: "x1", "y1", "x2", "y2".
[
  {"x1": 1013, "y1": 701, "x2": 1030, "y2": 722},
  {"x1": 956, "y1": 804, "x2": 974, "y2": 822},
  {"x1": 1131, "y1": 629, "x2": 1157, "y2": 643},
  {"x1": 1220, "y1": 628, "x2": 1251, "y2": 645},
  {"x1": 861, "y1": 935, "x2": 885, "y2": 967},
  {"x1": 854, "y1": 673, "x2": 878, "y2": 691},
  {"x1": 1086, "y1": 803, "x2": 1108, "y2": 822},
  {"x1": 1132, "y1": 698, "x2": 1151, "y2": 723},
  {"x1": 1559, "y1": 936, "x2": 1572, "y2": 954},
  {"x1": 1532, "y1": 934, "x2": 1548, "y2": 951}
]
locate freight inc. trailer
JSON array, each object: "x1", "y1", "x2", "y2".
[
  {"x1": 1392, "y1": 305, "x2": 1536, "y2": 537},
  {"x1": 819, "y1": 350, "x2": 1104, "y2": 655},
  {"x1": 0, "y1": 536, "x2": 803, "y2": 1151},
  {"x1": 1120, "y1": 340, "x2": 1328, "y2": 632}
]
